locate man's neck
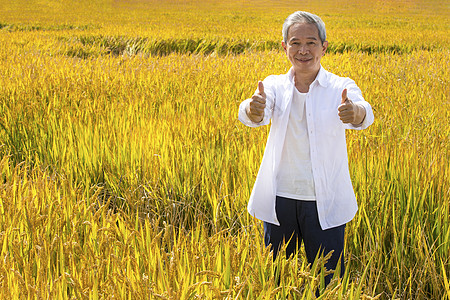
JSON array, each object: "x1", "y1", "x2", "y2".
[{"x1": 294, "y1": 68, "x2": 320, "y2": 93}]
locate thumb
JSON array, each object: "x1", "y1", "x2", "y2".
[
  {"x1": 341, "y1": 88, "x2": 348, "y2": 104},
  {"x1": 258, "y1": 81, "x2": 265, "y2": 96}
]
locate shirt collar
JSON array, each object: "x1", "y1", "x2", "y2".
[
  {"x1": 287, "y1": 66, "x2": 328, "y2": 88},
  {"x1": 315, "y1": 66, "x2": 328, "y2": 87}
]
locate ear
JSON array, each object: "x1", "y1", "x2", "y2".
[
  {"x1": 322, "y1": 41, "x2": 328, "y2": 55},
  {"x1": 282, "y1": 41, "x2": 287, "y2": 53}
]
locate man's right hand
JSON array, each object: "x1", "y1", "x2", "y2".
[{"x1": 246, "y1": 81, "x2": 266, "y2": 123}]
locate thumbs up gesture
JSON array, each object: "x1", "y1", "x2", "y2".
[
  {"x1": 246, "y1": 81, "x2": 266, "y2": 123},
  {"x1": 338, "y1": 89, "x2": 366, "y2": 125}
]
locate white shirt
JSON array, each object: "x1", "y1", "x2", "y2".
[
  {"x1": 238, "y1": 66, "x2": 374, "y2": 230},
  {"x1": 277, "y1": 88, "x2": 316, "y2": 200}
]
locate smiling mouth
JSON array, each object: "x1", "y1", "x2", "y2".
[{"x1": 296, "y1": 57, "x2": 312, "y2": 62}]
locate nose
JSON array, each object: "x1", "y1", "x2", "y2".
[{"x1": 298, "y1": 45, "x2": 308, "y2": 54}]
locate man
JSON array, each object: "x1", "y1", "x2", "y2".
[{"x1": 238, "y1": 11, "x2": 374, "y2": 286}]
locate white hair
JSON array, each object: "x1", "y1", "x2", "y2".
[{"x1": 282, "y1": 11, "x2": 327, "y2": 43}]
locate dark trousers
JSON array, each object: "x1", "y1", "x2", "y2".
[{"x1": 264, "y1": 196, "x2": 346, "y2": 286}]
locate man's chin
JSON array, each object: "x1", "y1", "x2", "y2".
[{"x1": 293, "y1": 63, "x2": 316, "y2": 71}]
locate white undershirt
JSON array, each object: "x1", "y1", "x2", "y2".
[{"x1": 276, "y1": 88, "x2": 316, "y2": 201}]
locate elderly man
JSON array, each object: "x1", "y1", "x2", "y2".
[{"x1": 238, "y1": 11, "x2": 374, "y2": 285}]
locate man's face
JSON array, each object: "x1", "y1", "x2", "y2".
[{"x1": 282, "y1": 22, "x2": 328, "y2": 77}]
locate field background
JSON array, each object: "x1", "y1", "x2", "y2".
[{"x1": 0, "y1": 0, "x2": 449, "y2": 299}]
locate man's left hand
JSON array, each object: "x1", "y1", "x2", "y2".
[{"x1": 338, "y1": 89, "x2": 366, "y2": 125}]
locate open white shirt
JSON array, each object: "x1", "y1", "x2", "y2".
[{"x1": 238, "y1": 66, "x2": 374, "y2": 230}]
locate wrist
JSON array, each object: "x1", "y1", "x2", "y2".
[
  {"x1": 353, "y1": 104, "x2": 366, "y2": 125},
  {"x1": 246, "y1": 104, "x2": 264, "y2": 123}
]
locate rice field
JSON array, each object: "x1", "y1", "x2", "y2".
[{"x1": 0, "y1": 0, "x2": 449, "y2": 299}]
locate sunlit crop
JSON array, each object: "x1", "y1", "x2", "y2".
[{"x1": 0, "y1": 0, "x2": 449, "y2": 299}]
